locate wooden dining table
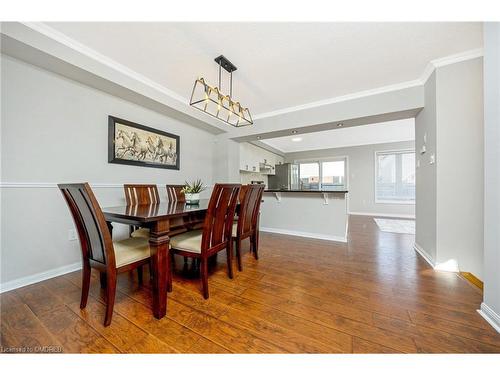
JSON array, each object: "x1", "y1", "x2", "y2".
[{"x1": 102, "y1": 200, "x2": 210, "y2": 320}]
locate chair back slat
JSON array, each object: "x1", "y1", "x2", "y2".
[
  {"x1": 238, "y1": 185, "x2": 265, "y2": 235},
  {"x1": 166, "y1": 185, "x2": 186, "y2": 203},
  {"x1": 124, "y1": 184, "x2": 160, "y2": 205},
  {"x1": 58, "y1": 183, "x2": 115, "y2": 267},
  {"x1": 201, "y1": 184, "x2": 240, "y2": 253}
]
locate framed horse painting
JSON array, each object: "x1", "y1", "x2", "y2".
[{"x1": 108, "y1": 116, "x2": 180, "y2": 170}]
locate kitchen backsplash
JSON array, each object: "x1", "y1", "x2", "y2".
[{"x1": 240, "y1": 172, "x2": 268, "y2": 187}]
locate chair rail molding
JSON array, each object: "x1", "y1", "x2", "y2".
[
  {"x1": 0, "y1": 182, "x2": 125, "y2": 188},
  {"x1": 0, "y1": 182, "x2": 216, "y2": 189}
]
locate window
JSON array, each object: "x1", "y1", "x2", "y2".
[
  {"x1": 298, "y1": 158, "x2": 346, "y2": 190},
  {"x1": 299, "y1": 162, "x2": 320, "y2": 190},
  {"x1": 375, "y1": 150, "x2": 415, "y2": 203}
]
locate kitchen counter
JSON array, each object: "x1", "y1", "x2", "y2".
[
  {"x1": 264, "y1": 189, "x2": 348, "y2": 193},
  {"x1": 260, "y1": 190, "x2": 349, "y2": 243}
]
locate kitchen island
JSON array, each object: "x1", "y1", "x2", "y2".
[{"x1": 260, "y1": 189, "x2": 349, "y2": 242}]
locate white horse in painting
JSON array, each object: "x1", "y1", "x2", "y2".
[
  {"x1": 115, "y1": 130, "x2": 135, "y2": 158},
  {"x1": 128, "y1": 132, "x2": 149, "y2": 160},
  {"x1": 146, "y1": 136, "x2": 176, "y2": 164}
]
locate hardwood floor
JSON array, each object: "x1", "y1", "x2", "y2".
[{"x1": 1, "y1": 215, "x2": 499, "y2": 353}]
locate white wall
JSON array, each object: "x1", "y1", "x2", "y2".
[
  {"x1": 212, "y1": 135, "x2": 240, "y2": 183},
  {"x1": 285, "y1": 140, "x2": 416, "y2": 218},
  {"x1": 435, "y1": 58, "x2": 484, "y2": 277},
  {"x1": 415, "y1": 71, "x2": 437, "y2": 261},
  {"x1": 482, "y1": 22, "x2": 500, "y2": 330},
  {"x1": 415, "y1": 57, "x2": 484, "y2": 278},
  {"x1": 0, "y1": 54, "x2": 216, "y2": 288}
]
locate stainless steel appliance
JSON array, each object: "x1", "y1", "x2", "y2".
[{"x1": 268, "y1": 163, "x2": 299, "y2": 190}]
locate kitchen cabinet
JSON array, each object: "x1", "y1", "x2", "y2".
[
  {"x1": 239, "y1": 142, "x2": 284, "y2": 175},
  {"x1": 239, "y1": 143, "x2": 260, "y2": 172}
]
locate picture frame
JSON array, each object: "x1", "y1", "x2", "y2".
[{"x1": 108, "y1": 116, "x2": 180, "y2": 170}]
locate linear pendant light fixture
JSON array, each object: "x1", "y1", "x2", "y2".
[{"x1": 190, "y1": 55, "x2": 253, "y2": 127}]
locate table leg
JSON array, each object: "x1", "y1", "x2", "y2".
[{"x1": 149, "y1": 219, "x2": 170, "y2": 319}]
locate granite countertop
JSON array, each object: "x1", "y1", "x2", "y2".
[{"x1": 264, "y1": 189, "x2": 348, "y2": 194}]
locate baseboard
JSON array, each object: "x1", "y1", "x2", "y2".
[
  {"x1": 260, "y1": 227, "x2": 347, "y2": 243},
  {"x1": 349, "y1": 211, "x2": 415, "y2": 219},
  {"x1": 413, "y1": 242, "x2": 436, "y2": 268},
  {"x1": 460, "y1": 272, "x2": 484, "y2": 290},
  {"x1": 478, "y1": 303, "x2": 500, "y2": 334},
  {"x1": 0, "y1": 261, "x2": 82, "y2": 293}
]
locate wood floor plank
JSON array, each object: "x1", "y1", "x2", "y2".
[
  {"x1": 165, "y1": 298, "x2": 288, "y2": 353},
  {"x1": 187, "y1": 337, "x2": 232, "y2": 353},
  {"x1": 372, "y1": 313, "x2": 500, "y2": 353},
  {"x1": 1, "y1": 304, "x2": 62, "y2": 352},
  {"x1": 123, "y1": 334, "x2": 179, "y2": 354},
  {"x1": 15, "y1": 284, "x2": 119, "y2": 353},
  {"x1": 112, "y1": 290, "x2": 205, "y2": 352},
  {"x1": 352, "y1": 337, "x2": 402, "y2": 354},
  {"x1": 241, "y1": 283, "x2": 375, "y2": 325},
  {"x1": 2, "y1": 215, "x2": 499, "y2": 353},
  {"x1": 408, "y1": 311, "x2": 500, "y2": 348},
  {"x1": 172, "y1": 284, "x2": 346, "y2": 353},
  {"x1": 66, "y1": 297, "x2": 149, "y2": 352},
  {"x1": 238, "y1": 287, "x2": 417, "y2": 352},
  {"x1": 210, "y1": 288, "x2": 352, "y2": 352}
]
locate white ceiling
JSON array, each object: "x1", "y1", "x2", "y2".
[
  {"x1": 261, "y1": 118, "x2": 415, "y2": 153},
  {"x1": 45, "y1": 22, "x2": 482, "y2": 116}
]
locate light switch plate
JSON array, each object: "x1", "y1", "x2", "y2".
[
  {"x1": 68, "y1": 229, "x2": 77, "y2": 241},
  {"x1": 416, "y1": 159, "x2": 420, "y2": 168}
]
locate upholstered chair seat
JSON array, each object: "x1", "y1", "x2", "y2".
[
  {"x1": 170, "y1": 183, "x2": 241, "y2": 299},
  {"x1": 131, "y1": 228, "x2": 150, "y2": 239},
  {"x1": 113, "y1": 237, "x2": 151, "y2": 268},
  {"x1": 58, "y1": 183, "x2": 153, "y2": 326},
  {"x1": 169, "y1": 230, "x2": 203, "y2": 254}
]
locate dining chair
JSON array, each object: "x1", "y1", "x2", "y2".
[
  {"x1": 232, "y1": 184, "x2": 265, "y2": 271},
  {"x1": 59, "y1": 183, "x2": 152, "y2": 326},
  {"x1": 166, "y1": 184, "x2": 193, "y2": 270},
  {"x1": 170, "y1": 183, "x2": 241, "y2": 299},
  {"x1": 124, "y1": 184, "x2": 159, "y2": 238},
  {"x1": 166, "y1": 184, "x2": 186, "y2": 203}
]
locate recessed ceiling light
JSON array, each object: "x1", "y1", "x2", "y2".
[
  {"x1": 291, "y1": 130, "x2": 298, "y2": 134},
  {"x1": 337, "y1": 123, "x2": 344, "y2": 127},
  {"x1": 291, "y1": 137, "x2": 303, "y2": 142},
  {"x1": 256, "y1": 136, "x2": 261, "y2": 139}
]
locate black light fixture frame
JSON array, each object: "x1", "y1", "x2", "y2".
[
  {"x1": 189, "y1": 54, "x2": 253, "y2": 127},
  {"x1": 215, "y1": 55, "x2": 237, "y2": 98}
]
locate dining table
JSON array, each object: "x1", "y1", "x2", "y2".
[{"x1": 102, "y1": 200, "x2": 210, "y2": 320}]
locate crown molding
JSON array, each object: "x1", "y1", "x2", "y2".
[
  {"x1": 22, "y1": 22, "x2": 189, "y2": 105},
  {"x1": 254, "y1": 48, "x2": 484, "y2": 121},
  {"x1": 4, "y1": 23, "x2": 484, "y2": 125},
  {"x1": 252, "y1": 79, "x2": 423, "y2": 120},
  {"x1": 419, "y1": 48, "x2": 484, "y2": 84},
  {"x1": 1, "y1": 22, "x2": 226, "y2": 134},
  {"x1": 431, "y1": 48, "x2": 483, "y2": 68}
]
